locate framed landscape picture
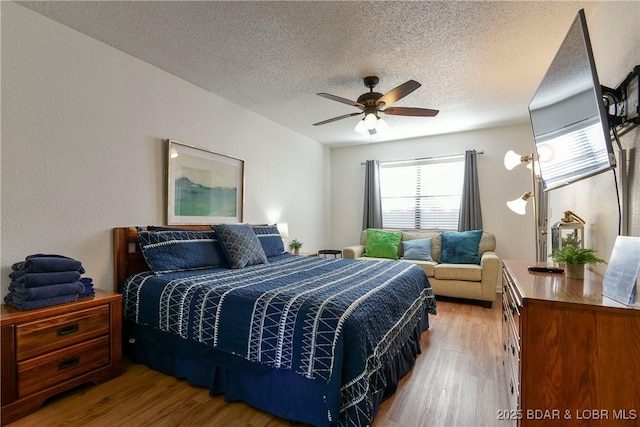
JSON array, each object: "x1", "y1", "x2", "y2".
[{"x1": 167, "y1": 139, "x2": 244, "y2": 225}]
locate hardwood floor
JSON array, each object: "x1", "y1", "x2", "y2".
[{"x1": 7, "y1": 297, "x2": 511, "y2": 427}]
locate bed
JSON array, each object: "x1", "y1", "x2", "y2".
[{"x1": 113, "y1": 225, "x2": 436, "y2": 426}]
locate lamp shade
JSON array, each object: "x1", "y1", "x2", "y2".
[
  {"x1": 355, "y1": 113, "x2": 387, "y2": 135},
  {"x1": 276, "y1": 222, "x2": 289, "y2": 238},
  {"x1": 506, "y1": 192, "x2": 532, "y2": 215},
  {"x1": 504, "y1": 150, "x2": 523, "y2": 170},
  {"x1": 364, "y1": 112, "x2": 378, "y2": 130}
]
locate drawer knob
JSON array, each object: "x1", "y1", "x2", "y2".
[
  {"x1": 57, "y1": 323, "x2": 80, "y2": 336},
  {"x1": 57, "y1": 356, "x2": 80, "y2": 370}
]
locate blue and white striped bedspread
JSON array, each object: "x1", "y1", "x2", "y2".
[{"x1": 121, "y1": 255, "x2": 436, "y2": 424}]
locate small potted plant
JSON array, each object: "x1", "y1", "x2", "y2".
[
  {"x1": 550, "y1": 243, "x2": 605, "y2": 279},
  {"x1": 289, "y1": 239, "x2": 303, "y2": 255}
]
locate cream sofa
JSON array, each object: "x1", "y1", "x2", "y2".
[{"x1": 343, "y1": 229, "x2": 500, "y2": 307}]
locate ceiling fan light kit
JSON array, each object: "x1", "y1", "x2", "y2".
[{"x1": 313, "y1": 76, "x2": 439, "y2": 135}]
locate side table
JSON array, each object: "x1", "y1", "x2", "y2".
[
  {"x1": 1, "y1": 289, "x2": 123, "y2": 425},
  {"x1": 318, "y1": 249, "x2": 342, "y2": 258}
]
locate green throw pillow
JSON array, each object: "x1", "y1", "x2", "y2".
[
  {"x1": 363, "y1": 229, "x2": 402, "y2": 260},
  {"x1": 440, "y1": 229, "x2": 483, "y2": 264}
]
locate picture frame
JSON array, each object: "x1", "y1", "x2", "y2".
[
  {"x1": 603, "y1": 236, "x2": 640, "y2": 306},
  {"x1": 167, "y1": 139, "x2": 244, "y2": 225}
]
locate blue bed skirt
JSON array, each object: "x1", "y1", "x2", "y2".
[{"x1": 123, "y1": 312, "x2": 430, "y2": 426}]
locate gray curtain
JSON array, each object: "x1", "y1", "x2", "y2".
[
  {"x1": 458, "y1": 150, "x2": 483, "y2": 231},
  {"x1": 363, "y1": 160, "x2": 383, "y2": 230}
]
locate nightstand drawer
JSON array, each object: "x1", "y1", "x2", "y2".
[
  {"x1": 16, "y1": 305, "x2": 110, "y2": 361},
  {"x1": 17, "y1": 335, "x2": 110, "y2": 397}
]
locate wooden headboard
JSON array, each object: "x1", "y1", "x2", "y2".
[{"x1": 112, "y1": 226, "x2": 212, "y2": 292}]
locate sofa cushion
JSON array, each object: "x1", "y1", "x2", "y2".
[
  {"x1": 363, "y1": 229, "x2": 402, "y2": 260},
  {"x1": 401, "y1": 238, "x2": 434, "y2": 261},
  {"x1": 440, "y1": 230, "x2": 483, "y2": 264},
  {"x1": 479, "y1": 232, "x2": 497, "y2": 255},
  {"x1": 401, "y1": 231, "x2": 441, "y2": 261},
  {"x1": 434, "y1": 264, "x2": 482, "y2": 281},
  {"x1": 401, "y1": 259, "x2": 437, "y2": 277}
]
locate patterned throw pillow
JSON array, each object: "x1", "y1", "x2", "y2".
[
  {"x1": 138, "y1": 229, "x2": 228, "y2": 274},
  {"x1": 214, "y1": 224, "x2": 268, "y2": 269},
  {"x1": 252, "y1": 225, "x2": 286, "y2": 258},
  {"x1": 363, "y1": 229, "x2": 402, "y2": 260},
  {"x1": 401, "y1": 238, "x2": 434, "y2": 261},
  {"x1": 440, "y1": 230, "x2": 483, "y2": 264}
]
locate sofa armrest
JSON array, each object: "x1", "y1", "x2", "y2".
[
  {"x1": 480, "y1": 251, "x2": 501, "y2": 300},
  {"x1": 343, "y1": 245, "x2": 365, "y2": 259}
]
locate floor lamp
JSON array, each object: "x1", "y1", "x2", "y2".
[{"x1": 504, "y1": 150, "x2": 544, "y2": 262}]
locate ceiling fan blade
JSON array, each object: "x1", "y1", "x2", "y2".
[
  {"x1": 376, "y1": 80, "x2": 421, "y2": 107},
  {"x1": 313, "y1": 112, "x2": 363, "y2": 126},
  {"x1": 317, "y1": 93, "x2": 365, "y2": 109},
  {"x1": 382, "y1": 107, "x2": 439, "y2": 117}
]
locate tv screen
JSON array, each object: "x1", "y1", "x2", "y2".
[{"x1": 528, "y1": 9, "x2": 616, "y2": 191}]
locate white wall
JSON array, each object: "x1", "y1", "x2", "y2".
[
  {"x1": 0, "y1": 2, "x2": 329, "y2": 298},
  {"x1": 330, "y1": 123, "x2": 537, "y2": 261},
  {"x1": 548, "y1": 2, "x2": 640, "y2": 275}
]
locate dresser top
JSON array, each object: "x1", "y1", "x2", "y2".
[
  {"x1": 503, "y1": 260, "x2": 639, "y2": 310},
  {"x1": 1, "y1": 289, "x2": 121, "y2": 325}
]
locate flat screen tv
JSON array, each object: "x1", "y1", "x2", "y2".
[{"x1": 528, "y1": 9, "x2": 616, "y2": 191}]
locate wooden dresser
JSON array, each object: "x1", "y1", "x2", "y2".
[
  {"x1": 502, "y1": 260, "x2": 640, "y2": 427},
  {"x1": 1, "y1": 289, "x2": 123, "y2": 425}
]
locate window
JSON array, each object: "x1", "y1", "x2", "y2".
[{"x1": 379, "y1": 157, "x2": 464, "y2": 230}]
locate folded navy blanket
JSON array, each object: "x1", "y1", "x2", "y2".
[
  {"x1": 11, "y1": 255, "x2": 85, "y2": 274},
  {"x1": 79, "y1": 277, "x2": 95, "y2": 297},
  {"x1": 9, "y1": 281, "x2": 84, "y2": 301},
  {"x1": 8, "y1": 271, "x2": 82, "y2": 287},
  {"x1": 4, "y1": 292, "x2": 78, "y2": 311}
]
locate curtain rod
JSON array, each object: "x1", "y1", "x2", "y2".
[{"x1": 360, "y1": 150, "x2": 484, "y2": 165}]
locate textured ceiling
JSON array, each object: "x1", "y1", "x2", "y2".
[{"x1": 17, "y1": 1, "x2": 602, "y2": 147}]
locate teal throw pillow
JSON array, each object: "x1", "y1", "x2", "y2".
[
  {"x1": 440, "y1": 230, "x2": 483, "y2": 264},
  {"x1": 363, "y1": 229, "x2": 402, "y2": 260},
  {"x1": 401, "y1": 238, "x2": 434, "y2": 261}
]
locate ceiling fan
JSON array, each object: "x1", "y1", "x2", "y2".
[{"x1": 313, "y1": 76, "x2": 439, "y2": 135}]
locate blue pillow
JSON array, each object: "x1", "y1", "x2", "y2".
[
  {"x1": 440, "y1": 230, "x2": 483, "y2": 264},
  {"x1": 214, "y1": 224, "x2": 268, "y2": 269},
  {"x1": 138, "y1": 229, "x2": 228, "y2": 273},
  {"x1": 252, "y1": 225, "x2": 285, "y2": 258},
  {"x1": 401, "y1": 238, "x2": 434, "y2": 261}
]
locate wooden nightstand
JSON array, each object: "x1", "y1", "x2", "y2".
[{"x1": 1, "y1": 289, "x2": 123, "y2": 425}]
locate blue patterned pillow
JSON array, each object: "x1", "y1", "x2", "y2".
[
  {"x1": 214, "y1": 224, "x2": 268, "y2": 269},
  {"x1": 138, "y1": 229, "x2": 228, "y2": 273},
  {"x1": 252, "y1": 225, "x2": 285, "y2": 258},
  {"x1": 440, "y1": 230, "x2": 483, "y2": 264},
  {"x1": 401, "y1": 238, "x2": 434, "y2": 261}
]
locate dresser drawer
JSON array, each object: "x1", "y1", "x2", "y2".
[
  {"x1": 17, "y1": 335, "x2": 110, "y2": 397},
  {"x1": 16, "y1": 305, "x2": 110, "y2": 361}
]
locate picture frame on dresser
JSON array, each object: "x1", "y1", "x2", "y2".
[
  {"x1": 603, "y1": 236, "x2": 640, "y2": 306},
  {"x1": 167, "y1": 139, "x2": 244, "y2": 225}
]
